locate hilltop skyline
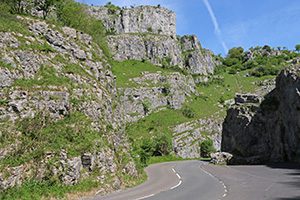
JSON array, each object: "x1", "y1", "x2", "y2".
[{"x1": 76, "y1": 0, "x2": 300, "y2": 55}]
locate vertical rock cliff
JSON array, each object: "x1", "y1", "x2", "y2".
[
  {"x1": 222, "y1": 65, "x2": 300, "y2": 164},
  {"x1": 87, "y1": 5, "x2": 218, "y2": 76}
]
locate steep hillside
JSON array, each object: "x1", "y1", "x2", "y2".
[
  {"x1": 0, "y1": 1, "x2": 141, "y2": 199},
  {"x1": 1, "y1": 0, "x2": 300, "y2": 199}
]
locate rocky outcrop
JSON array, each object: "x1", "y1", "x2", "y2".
[
  {"x1": 108, "y1": 34, "x2": 183, "y2": 67},
  {"x1": 222, "y1": 65, "x2": 300, "y2": 164},
  {"x1": 0, "y1": 16, "x2": 137, "y2": 191},
  {"x1": 87, "y1": 5, "x2": 176, "y2": 36},
  {"x1": 107, "y1": 33, "x2": 217, "y2": 76},
  {"x1": 210, "y1": 152, "x2": 233, "y2": 165},
  {"x1": 87, "y1": 5, "x2": 218, "y2": 76},
  {"x1": 172, "y1": 118, "x2": 222, "y2": 159},
  {"x1": 180, "y1": 35, "x2": 218, "y2": 75},
  {"x1": 121, "y1": 72, "x2": 196, "y2": 122}
]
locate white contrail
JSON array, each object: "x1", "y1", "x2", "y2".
[{"x1": 202, "y1": 0, "x2": 228, "y2": 54}]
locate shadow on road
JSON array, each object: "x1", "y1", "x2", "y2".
[{"x1": 267, "y1": 163, "x2": 300, "y2": 200}]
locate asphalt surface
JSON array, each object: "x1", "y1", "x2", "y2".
[{"x1": 89, "y1": 160, "x2": 300, "y2": 200}]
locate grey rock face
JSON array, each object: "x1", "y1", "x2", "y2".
[
  {"x1": 0, "y1": 166, "x2": 26, "y2": 190},
  {"x1": 121, "y1": 72, "x2": 196, "y2": 122},
  {"x1": 222, "y1": 65, "x2": 300, "y2": 164},
  {"x1": 0, "y1": 17, "x2": 137, "y2": 191},
  {"x1": 172, "y1": 118, "x2": 222, "y2": 159},
  {"x1": 180, "y1": 35, "x2": 218, "y2": 75},
  {"x1": 107, "y1": 33, "x2": 218, "y2": 76},
  {"x1": 88, "y1": 4, "x2": 218, "y2": 76},
  {"x1": 108, "y1": 34, "x2": 183, "y2": 67},
  {"x1": 210, "y1": 152, "x2": 233, "y2": 165},
  {"x1": 235, "y1": 93, "x2": 260, "y2": 104},
  {"x1": 87, "y1": 6, "x2": 176, "y2": 36}
]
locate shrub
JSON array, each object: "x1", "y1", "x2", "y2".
[
  {"x1": 250, "y1": 65, "x2": 280, "y2": 77},
  {"x1": 139, "y1": 139, "x2": 153, "y2": 166},
  {"x1": 56, "y1": 0, "x2": 110, "y2": 57},
  {"x1": 104, "y1": 2, "x2": 120, "y2": 14},
  {"x1": 182, "y1": 107, "x2": 196, "y2": 118},
  {"x1": 200, "y1": 138, "x2": 215, "y2": 158},
  {"x1": 295, "y1": 44, "x2": 300, "y2": 52},
  {"x1": 152, "y1": 134, "x2": 172, "y2": 156},
  {"x1": 142, "y1": 100, "x2": 151, "y2": 114}
]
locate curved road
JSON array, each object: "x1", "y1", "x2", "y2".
[{"x1": 88, "y1": 160, "x2": 300, "y2": 200}]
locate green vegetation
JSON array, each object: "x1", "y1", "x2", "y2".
[
  {"x1": 0, "y1": 3, "x2": 30, "y2": 35},
  {"x1": 221, "y1": 46, "x2": 299, "y2": 77},
  {"x1": 200, "y1": 138, "x2": 215, "y2": 158},
  {"x1": 104, "y1": 2, "x2": 121, "y2": 14},
  {"x1": 63, "y1": 63, "x2": 91, "y2": 78},
  {"x1": 34, "y1": 0, "x2": 59, "y2": 19},
  {"x1": 21, "y1": 41, "x2": 56, "y2": 53},
  {"x1": 55, "y1": 0, "x2": 110, "y2": 57},
  {"x1": 0, "y1": 60, "x2": 14, "y2": 70},
  {"x1": 127, "y1": 109, "x2": 190, "y2": 166},
  {"x1": 0, "y1": 176, "x2": 100, "y2": 200},
  {"x1": 112, "y1": 60, "x2": 179, "y2": 88},
  {"x1": 14, "y1": 66, "x2": 72, "y2": 88},
  {"x1": 182, "y1": 106, "x2": 196, "y2": 118},
  {"x1": 295, "y1": 44, "x2": 300, "y2": 52},
  {"x1": 0, "y1": 112, "x2": 106, "y2": 167},
  {"x1": 148, "y1": 155, "x2": 184, "y2": 165},
  {"x1": 133, "y1": 133, "x2": 173, "y2": 166}
]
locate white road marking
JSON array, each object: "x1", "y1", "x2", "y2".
[
  {"x1": 200, "y1": 166, "x2": 228, "y2": 199},
  {"x1": 133, "y1": 168, "x2": 183, "y2": 200},
  {"x1": 133, "y1": 194, "x2": 155, "y2": 200},
  {"x1": 170, "y1": 180, "x2": 182, "y2": 190}
]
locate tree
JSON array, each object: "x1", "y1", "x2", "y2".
[
  {"x1": 152, "y1": 134, "x2": 172, "y2": 156},
  {"x1": 34, "y1": 0, "x2": 59, "y2": 19},
  {"x1": 200, "y1": 138, "x2": 216, "y2": 158},
  {"x1": 2, "y1": 0, "x2": 27, "y2": 14},
  {"x1": 227, "y1": 47, "x2": 244, "y2": 59},
  {"x1": 295, "y1": 44, "x2": 300, "y2": 52}
]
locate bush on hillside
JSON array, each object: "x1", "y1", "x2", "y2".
[
  {"x1": 200, "y1": 138, "x2": 216, "y2": 158},
  {"x1": 182, "y1": 106, "x2": 196, "y2": 118},
  {"x1": 56, "y1": 0, "x2": 110, "y2": 57},
  {"x1": 152, "y1": 134, "x2": 172, "y2": 156}
]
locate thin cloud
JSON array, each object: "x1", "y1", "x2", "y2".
[{"x1": 202, "y1": 0, "x2": 228, "y2": 54}]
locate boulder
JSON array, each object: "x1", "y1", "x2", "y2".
[{"x1": 210, "y1": 152, "x2": 233, "y2": 165}]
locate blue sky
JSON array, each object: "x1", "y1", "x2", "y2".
[{"x1": 77, "y1": 0, "x2": 300, "y2": 55}]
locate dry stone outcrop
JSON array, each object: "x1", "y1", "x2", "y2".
[
  {"x1": 172, "y1": 118, "x2": 222, "y2": 159},
  {"x1": 0, "y1": 17, "x2": 137, "y2": 191},
  {"x1": 222, "y1": 65, "x2": 300, "y2": 164},
  {"x1": 87, "y1": 5, "x2": 176, "y2": 36},
  {"x1": 87, "y1": 5, "x2": 218, "y2": 76},
  {"x1": 121, "y1": 72, "x2": 196, "y2": 122}
]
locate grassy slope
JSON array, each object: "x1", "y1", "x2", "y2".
[
  {"x1": 112, "y1": 61, "x2": 276, "y2": 163},
  {"x1": 111, "y1": 60, "x2": 179, "y2": 88}
]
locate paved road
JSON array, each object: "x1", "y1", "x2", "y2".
[{"x1": 89, "y1": 160, "x2": 300, "y2": 200}]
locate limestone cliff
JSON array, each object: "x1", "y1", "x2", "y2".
[
  {"x1": 222, "y1": 65, "x2": 300, "y2": 164},
  {"x1": 0, "y1": 16, "x2": 137, "y2": 192},
  {"x1": 87, "y1": 5, "x2": 176, "y2": 36},
  {"x1": 88, "y1": 6, "x2": 218, "y2": 76}
]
